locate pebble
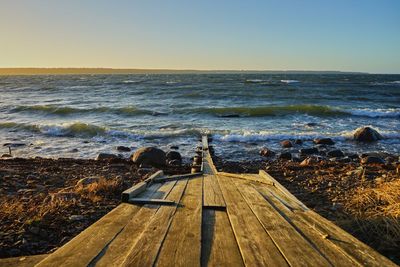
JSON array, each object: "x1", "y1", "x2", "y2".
[
  {"x1": 361, "y1": 156, "x2": 385, "y2": 165},
  {"x1": 327, "y1": 149, "x2": 344, "y2": 157},
  {"x1": 300, "y1": 147, "x2": 319, "y2": 155},
  {"x1": 280, "y1": 140, "x2": 293, "y2": 148},
  {"x1": 69, "y1": 215, "x2": 85, "y2": 221}
]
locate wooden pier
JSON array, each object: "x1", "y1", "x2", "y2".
[{"x1": 33, "y1": 136, "x2": 396, "y2": 266}]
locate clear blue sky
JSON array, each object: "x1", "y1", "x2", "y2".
[{"x1": 1, "y1": 0, "x2": 399, "y2": 73}]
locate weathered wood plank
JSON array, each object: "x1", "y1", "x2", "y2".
[
  {"x1": 298, "y1": 210, "x2": 397, "y2": 267},
  {"x1": 156, "y1": 177, "x2": 203, "y2": 267},
  {"x1": 256, "y1": 184, "x2": 363, "y2": 267},
  {"x1": 36, "y1": 183, "x2": 162, "y2": 267},
  {"x1": 121, "y1": 171, "x2": 164, "y2": 202},
  {"x1": 218, "y1": 172, "x2": 273, "y2": 185},
  {"x1": 201, "y1": 209, "x2": 244, "y2": 267},
  {"x1": 121, "y1": 179, "x2": 188, "y2": 267},
  {"x1": 203, "y1": 174, "x2": 226, "y2": 208},
  {"x1": 259, "y1": 170, "x2": 308, "y2": 211},
  {"x1": 233, "y1": 179, "x2": 331, "y2": 267},
  {"x1": 94, "y1": 181, "x2": 176, "y2": 267},
  {"x1": 216, "y1": 175, "x2": 289, "y2": 267},
  {"x1": 127, "y1": 198, "x2": 176, "y2": 205},
  {"x1": 153, "y1": 172, "x2": 202, "y2": 183}
]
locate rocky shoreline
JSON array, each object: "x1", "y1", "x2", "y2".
[{"x1": 0, "y1": 157, "x2": 189, "y2": 258}]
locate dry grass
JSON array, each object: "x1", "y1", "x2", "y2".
[{"x1": 345, "y1": 179, "x2": 400, "y2": 254}]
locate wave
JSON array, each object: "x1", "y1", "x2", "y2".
[
  {"x1": 187, "y1": 105, "x2": 347, "y2": 117},
  {"x1": 183, "y1": 105, "x2": 400, "y2": 118},
  {"x1": 214, "y1": 130, "x2": 400, "y2": 143},
  {"x1": 10, "y1": 105, "x2": 155, "y2": 116},
  {"x1": 280, "y1": 79, "x2": 300, "y2": 84},
  {"x1": 0, "y1": 121, "x2": 202, "y2": 139}
]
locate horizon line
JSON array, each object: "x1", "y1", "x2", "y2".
[{"x1": 0, "y1": 67, "x2": 398, "y2": 75}]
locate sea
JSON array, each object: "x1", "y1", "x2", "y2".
[{"x1": 0, "y1": 73, "x2": 399, "y2": 161}]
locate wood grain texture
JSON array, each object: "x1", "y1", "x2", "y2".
[
  {"x1": 216, "y1": 174, "x2": 289, "y2": 267},
  {"x1": 121, "y1": 179, "x2": 188, "y2": 267},
  {"x1": 203, "y1": 174, "x2": 226, "y2": 208},
  {"x1": 36, "y1": 184, "x2": 161, "y2": 267},
  {"x1": 256, "y1": 184, "x2": 363, "y2": 267},
  {"x1": 156, "y1": 177, "x2": 203, "y2": 267},
  {"x1": 94, "y1": 182, "x2": 175, "y2": 267},
  {"x1": 233, "y1": 179, "x2": 331, "y2": 267},
  {"x1": 201, "y1": 209, "x2": 244, "y2": 267}
]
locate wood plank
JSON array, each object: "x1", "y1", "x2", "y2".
[
  {"x1": 121, "y1": 182, "x2": 147, "y2": 202},
  {"x1": 218, "y1": 172, "x2": 273, "y2": 185},
  {"x1": 121, "y1": 179, "x2": 188, "y2": 267},
  {"x1": 36, "y1": 183, "x2": 161, "y2": 267},
  {"x1": 259, "y1": 170, "x2": 308, "y2": 211},
  {"x1": 298, "y1": 210, "x2": 397, "y2": 267},
  {"x1": 255, "y1": 184, "x2": 362, "y2": 267},
  {"x1": 216, "y1": 175, "x2": 289, "y2": 267},
  {"x1": 233, "y1": 179, "x2": 331, "y2": 267},
  {"x1": 156, "y1": 176, "x2": 203, "y2": 267},
  {"x1": 153, "y1": 172, "x2": 202, "y2": 183},
  {"x1": 203, "y1": 174, "x2": 226, "y2": 208},
  {"x1": 0, "y1": 254, "x2": 49, "y2": 267},
  {"x1": 94, "y1": 181, "x2": 176, "y2": 267},
  {"x1": 201, "y1": 209, "x2": 244, "y2": 267},
  {"x1": 127, "y1": 198, "x2": 176, "y2": 205}
]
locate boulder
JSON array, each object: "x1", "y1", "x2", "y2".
[
  {"x1": 170, "y1": 145, "x2": 179, "y2": 150},
  {"x1": 300, "y1": 147, "x2": 318, "y2": 155},
  {"x1": 96, "y1": 153, "x2": 119, "y2": 160},
  {"x1": 279, "y1": 152, "x2": 292, "y2": 160},
  {"x1": 131, "y1": 147, "x2": 166, "y2": 167},
  {"x1": 166, "y1": 151, "x2": 182, "y2": 166},
  {"x1": 116, "y1": 146, "x2": 131, "y2": 152},
  {"x1": 280, "y1": 140, "x2": 293, "y2": 148},
  {"x1": 1, "y1": 154, "x2": 12, "y2": 158},
  {"x1": 361, "y1": 156, "x2": 385, "y2": 165},
  {"x1": 327, "y1": 149, "x2": 344, "y2": 157},
  {"x1": 259, "y1": 148, "x2": 275, "y2": 157},
  {"x1": 314, "y1": 138, "x2": 335, "y2": 145},
  {"x1": 353, "y1": 127, "x2": 382, "y2": 142},
  {"x1": 294, "y1": 139, "x2": 303, "y2": 145}
]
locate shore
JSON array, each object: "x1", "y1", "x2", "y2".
[
  {"x1": 0, "y1": 144, "x2": 399, "y2": 264},
  {"x1": 0, "y1": 157, "x2": 189, "y2": 258}
]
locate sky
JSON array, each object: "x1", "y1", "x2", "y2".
[{"x1": 0, "y1": 0, "x2": 399, "y2": 73}]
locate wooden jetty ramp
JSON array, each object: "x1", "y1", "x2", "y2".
[{"x1": 35, "y1": 136, "x2": 396, "y2": 267}]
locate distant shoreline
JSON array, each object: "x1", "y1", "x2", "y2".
[{"x1": 0, "y1": 68, "x2": 368, "y2": 75}]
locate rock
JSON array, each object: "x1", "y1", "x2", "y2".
[
  {"x1": 131, "y1": 147, "x2": 166, "y2": 167},
  {"x1": 306, "y1": 122, "x2": 318, "y2": 127},
  {"x1": 76, "y1": 177, "x2": 100, "y2": 187},
  {"x1": 353, "y1": 127, "x2": 382, "y2": 142},
  {"x1": 294, "y1": 139, "x2": 303, "y2": 145},
  {"x1": 51, "y1": 192, "x2": 79, "y2": 202},
  {"x1": 96, "y1": 153, "x2": 119, "y2": 160},
  {"x1": 166, "y1": 151, "x2": 182, "y2": 162},
  {"x1": 1, "y1": 154, "x2": 12, "y2": 158},
  {"x1": 70, "y1": 148, "x2": 79, "y2": 153},
  {"x1": 361, "y1": 156, "x2": 385, "y2": 165},
  {"x1": 327, "y1": 149, "x2": 344, "y2": 157},
  {"x1": 116, "y1": 146, "x2": 131, "y2": 152},
  {"x1": 280, "y1": 140, "x2": 293, "y2": 148},
  {"x1": 259, "y1": 148, "x2": 275, "y2": 157},
  {"x1": 300, "y1": 147, "x2": 319, "y2": 155},
  {"x1": 279, "y1": 152, "x2": 292, "y2": 160},
  {"x1": 168, "y1": 159, "x2": 181, "y2": 166},
  {"x1": 314, "y1": 138, "x2": 335, "y2": 145},
  {"x1": 170, "y1": 145, "x2": 179, "y2": 150}
]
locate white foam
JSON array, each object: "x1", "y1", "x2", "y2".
[
  {"x1": 347, "y1": 108, "x2": 400, "y2": 118},
  {"x1": 280, "y1": 80, "x2": 300, "y2": 84}
]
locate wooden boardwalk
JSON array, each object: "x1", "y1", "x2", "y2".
[{"x1": 34, "y1": 136, "x2": 396, "y2": 267}]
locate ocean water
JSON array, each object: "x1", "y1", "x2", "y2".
[{"x1": 0, "y1": 74, "x2": 399, "y2": 161}]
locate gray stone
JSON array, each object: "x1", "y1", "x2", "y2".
[
  {"x1": 314, "y1": 138, "x2": 335, "y2": 145},
  {"x1": 300, "y1": 147, "x2": 319, "y2": 155},
  {"x1": 280, "y1": 140, "x2": 293, "y2": 148},
  {"x1": 353, "y1": 127, "x2": 382, "y2": 142},
  {"x1": 131, "y1": 147, "x2": 166, "y2": 167},
  {"x1": 361, "y1": 156, "x2": 385, "y2": 164},
  {"x1": 116, "y1": 146, "x2": 131, "y2": 152},
  {"x1": 96, "y1": 153, "x2": 119, "y2": 160},
  {"x1": 327, "y1": 149, "x2": 344, "y2": 157},
  {"x1": 259, "y1": 148, "x2": 275, "y2": 157},
  {"x1": 279, "y1": 152, "x2": 292, "y2": 160}
]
